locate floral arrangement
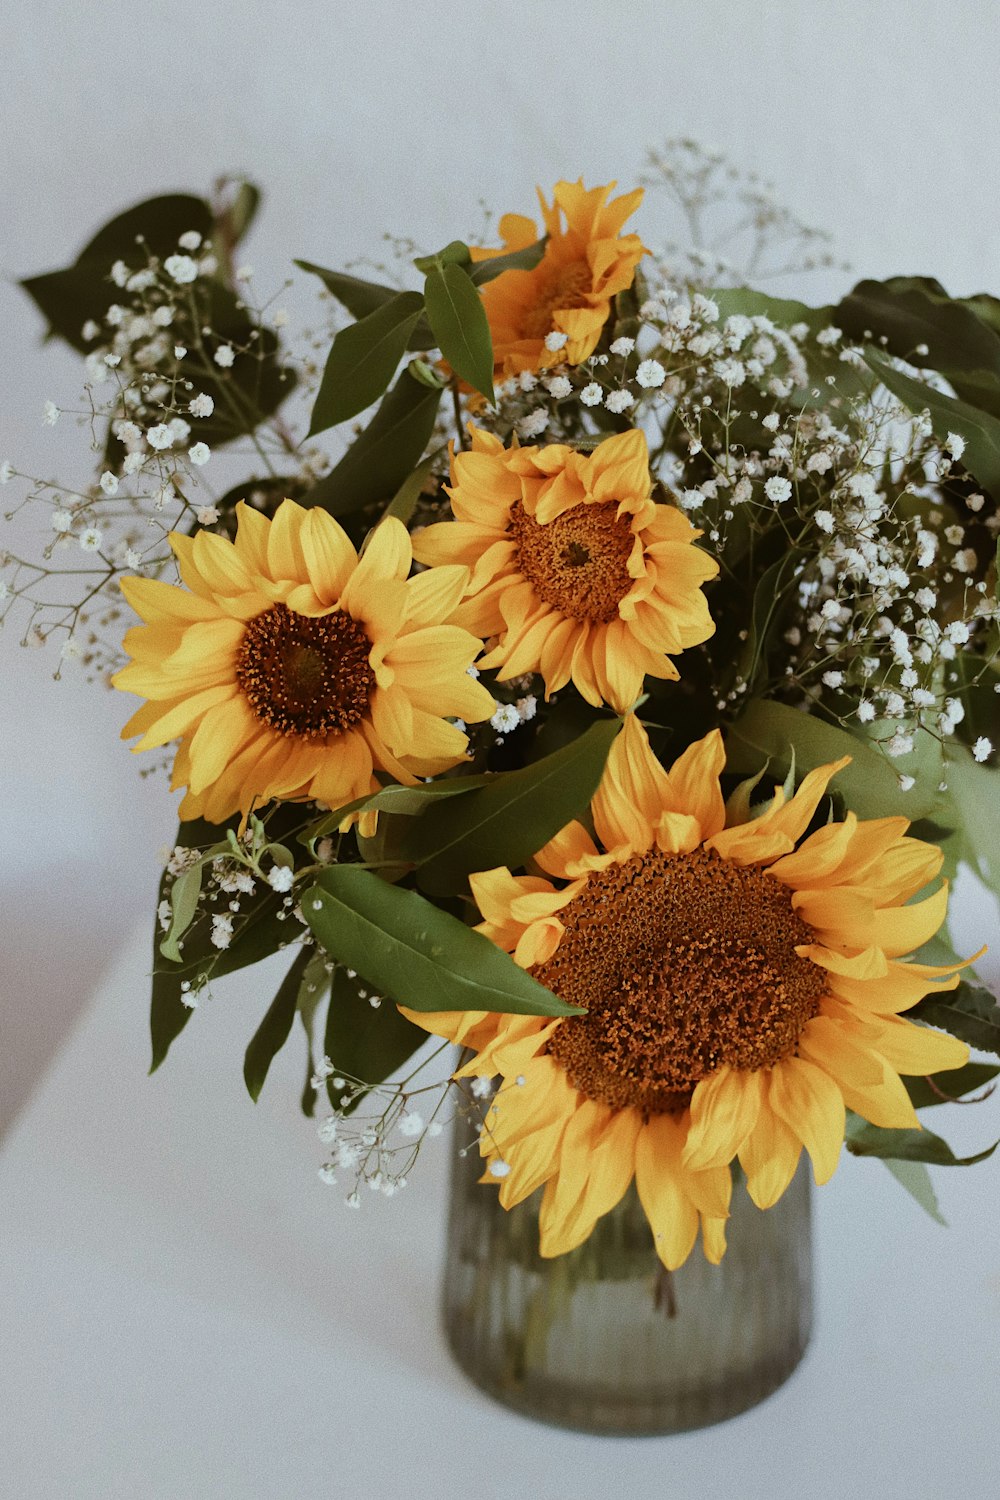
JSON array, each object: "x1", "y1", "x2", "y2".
[{"x1": 7, "y1": 144, "x2": 999, "y2": 1274}]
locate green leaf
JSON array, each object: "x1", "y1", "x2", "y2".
[
  {"x1": 302, "y1": 867, "x2": 582, "y2": 1017},
  {"x1": 243, "y1": 946, "x2": 311, "y2": 1101},
  {"x1": 302, "y1": 772, "x2": 492, "y2": 848},
  {"x1": 301, "y1": 367, "x2": 442, "y2": 518},
  {"x1": 845, "y1": 1117, "x2": 998, "y2": 1167},
  {"x1": 308, "y1": 291, "x2": 425, "y2": 435},
  {"x1": 21, "y1": 193, "x2": 213, "y2": 350},
  {"x1": 424, "y1": 261, "x2": 495, "y2": 402},
  {"x1": 413, "y1": 240, "x2": 471, "y2": 273},
  {"x1": 939, "y1": 749, "x2": 1000, "y2": 885},
  {"x1": 838, "y1": 276, "x2": 1000, "y2": 382},
  {"x1": 912, "y1": 980, "x2": 1000, "y2": 1058},
  {"x1": 865, "y1": 348, "x2": 1000, "y2": 495},
  {"x1": 383, "y1": 449, "x2": 441, "y2": 526},
  {"x1": 219, "y1": 180, "x2": 261, "y2": 246},
  {"x1": 468, "y1": 238, "x2": 547, "y2": 285},
  {"x1": 736, "y1": 548, "x2": 808, "y2": 693},
  {"x1": 881, "y1": 1159, "x2": 947, "y2": 1226},
  {"x1": 294, "y1": 259, "x2": 436, "y2": 351},
  {"x1": 725, "y1": 699, "x2": 942, "y2": 820},
  {"x1": 159, "y1": 861, "x2": 206, "y2": 963},
  {"x1": 711, "y1": 287, "x2": 832, "y2": 335},
  {"x1": 406, "y1": 718, "x2": 622, "y2": 895},
  {"x1": 323, "y1": 965, "x2": 427, "y2": 1115},
  {"x1": 904, "y1": 1061, "x2": 1000, "y2": 1110}
]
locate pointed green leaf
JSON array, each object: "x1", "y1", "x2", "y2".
[
  {"x1": 881, "y1": 1159, "x2": 948, "y2": 1226},
  {"x1": 243, "y1": 946, "x2": 311, "y2": 1101},
  {"x1": 302, "y1": 867, "x2": 582, "y2": 1016},
  {"x1": 407, "y1": 718, "x2": 622, "y2": 895},
  {"x1": 424, "y1": 261, "x2": 495, "y2": 402},
  {"x1": 301, "y1": 367, "x2": 442, "y2": 517},
  {"x1": 294, "y1": 260, "x2": 436, "y2": 350},
  {"x1": 904, "y1": 1061, "x2": 999, "y2": 1110},
  {"x1": 159, "y1": 862, "x2": 206, "y2": 963},
  {"x1": 323, "y1": 965, "x2": 426, "y2": 1115},
  {"x1": 865, "y1": 348, "x2": 1000, "y2": 495},
  {"x1": 413, "y1": 240, "x2": 471, "y2": 273},
  {"x1": 912, "y1": 980, "x2": 1000, "y2": 1058},
  {"x1": 383, "y1": 448, "x2": 442, "y2": 526},
  {"x1": 468, "y1": 238, "x2": 547, "y2": 285},
  {"x1": 302, "y1": 772, "x2": 492, "y2": 848},
  {"x1": 308, "y1": 291, "x2": 425, "y2": 435},
  {"x1": 845, "y1": 1115, "x2": 998, "y2": 1166}
]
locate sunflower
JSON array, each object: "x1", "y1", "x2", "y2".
[
  {"x1": 112, "y1": 500, "x2": 495, "y2": 823},
  {"x1": 406, "y1": 715, "x2": 972, "y2": 1270},
  {"x1": 470, "y1": 178, "x2": 647, "y2": 380},
  {"x1": 412, "y1": 427, "x2": 718, "y2": 712}
]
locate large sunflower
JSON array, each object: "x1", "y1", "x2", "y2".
[
  {"x1": 412, "y1": 427, "x2": 718, "y2": 712},
  {"x1": 471, "y1": 178, "x2": 647, "y2": 380},
  {"x1": 407, "y1": 716, "x2": 972, "y2": 1270},
  {"x1": 112, "y1": 500, "x2": 495, "y2": 823}
]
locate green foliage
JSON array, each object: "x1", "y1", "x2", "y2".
[
  {"x1": 865, "y1": 349, "x2": 1000, "y2": 496},
  {"x1": 467, "y1": 238, "x2": 547, "y2": 285},
  {"x1": 725, "y1": 698, "x2": 942, "y2": 819},
  {"x1": 735, "y1": 548, "x2": 808, "y2": 695},
  {"x1": 301, "y1": 367, "x2": 442, "y2": 517},
  {"x1": 880, "y1": 1159, "x2": 947, "y2": 1226},
  {"x1": 402, "y1": 717, "x2": 622, "y2": 895},
  {"x1": 904, "y1": 1061, "x2": 999, "y2": 1110},
  {"x1": 937, "y1": 749, "x2": 1000, "y2": 886},
  {"x1": 912, "y1": 980, "x2": 1000, "y2": 1058},
  {"x1": 308, "y1": 291, "x2": 426, "y2": 434},
  {"x1": 323, "y1": 965, "x2": 427, "y2": 1115},
  {"x1": 302, "y1": 867, "x2": 582, "y2": 1017},
  {"x1": 423, "y1": 260, "x2": 495, "y2": 402},
  {"x1": 845, "y1": 1114, "x2": 998, "y2": 1167},
  {"x1": 301, "y1": 772, "x2": 492, "y2": 850},
  {"x1": 242, "y1": 946, "x2": 311, "y2": 1102},
  {"x1": 294, "y1": 259, "x2": 436, "y2": 349}
]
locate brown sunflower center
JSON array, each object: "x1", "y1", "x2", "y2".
[
  {"x1": 236, "y1": 603, "x2": 375, "y2": 739},
  {"x1": 536, "y1": 846, "x2": 827, "y2": 1114},
  {"x1": 521, "y1": 260, "x2": 592, "y2": 341},
  {"x1": 509, "y1": 499, "x2": 635, "y2": 622}
]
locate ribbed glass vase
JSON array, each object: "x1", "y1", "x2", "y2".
[{"x1": 442, "y1": 1137, "x2": 813, "y2": 1434}]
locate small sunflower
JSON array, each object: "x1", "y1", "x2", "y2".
[
  {"x1": 406, "y1": 716, "x2": 972, "y2": 1270},
  {"x1": 471, "y1": 178, "x2": 647, "y2": 380},
  {"x1": 112, "y1": 500, "x2": 495, "y2": 823},
  {"x1": 412, "y1": 427, "x2": 718, "y2": 712}
]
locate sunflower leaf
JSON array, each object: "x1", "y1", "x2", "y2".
[
  {"x1": 423, "y1": 261, "x2": 495, "y2": 403},
  {"x1": 880, "y1": 1159, "x2": 948, "y2": 1226},
  {"x1": 864, "y1": 348, "x2": 1000, "y2": 495},
  {"x1": 468, "y1": 237, "x2": 547, "y2": 285},
  {"x1": 413, "y1": 240, "x2": 471, "y2": 273},
  {"x1": 308, "y1": 291, "x2": 426, "y2": 435},
  {"x1": 242, "y1": 946, "x2": 311, "y2": 1102},
  {"x1": 904, "y1": 1061, "x2": 1000, "y2": 1109},
  {"x1": 323, "y1": 965, "x2": 427, "y2": 1116},
  {"x1": 845, "y1": 1115, "x2": 998, "y2": 1166},
  {"x1": 294, "y1": 259, "x2": 436, "y2": 351},
  {"x1": 300, "y1": 773, "x2": 493, "y2": 849},
  {"x1": 301, "y1": 366, "x2": 442, "y2": 517},
  {"x1": 302, "y1": 867, "x2": 581, "y2": 1016},
  {"x1": 911, "y1": 980, "x2": 1000, "y2": 1058},
  {"x1": 407, "y1": 717, "x2": 622, "y2": 896}
]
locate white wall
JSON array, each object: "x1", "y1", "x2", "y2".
[{"x1": 3, "y1": 0, "x2": 999, "y2": 1129}]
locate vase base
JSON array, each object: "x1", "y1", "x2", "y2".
[{"x1": 446, "y1": 1317, "x2": 811, "y2": 1436}]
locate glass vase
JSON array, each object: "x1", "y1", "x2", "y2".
[{"x1": 441, "y1": 1134, "x2": 812, "y2": 1435}]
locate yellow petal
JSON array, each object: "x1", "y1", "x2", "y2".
[
  {"x1": 634, "y1": 1113, "x2": 701, "y2": 1271},
  {"x1": 738, "y1": 1091, "x2": 803, "y2": 1209},
  {"x1": 684, "y1": 1065, "x2": 763, "y2": 1171},
  {"x1": 768, "y1": 1056, "x2": 846, "y2": 1185}
]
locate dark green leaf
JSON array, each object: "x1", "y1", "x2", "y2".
[
  {"x1": 21, "y1": 194, "x2": 213, "y2": 350},
  {"x1": 711, "y1": 287, "x2": 832, "y2": 336},
  {"x1": 865, "y1": 348, "x2": 1000, "y2": 495},
  {"x1": 468, "y1": 238, "x2": 547, "y2": 285},
  {"x1": 243, "y1": 946, "x2": 311, "y2": 1102},
  {"x1": 736, "y1": 548, "x2": 808, "y2": 693},
  {"x1": 838, "y1": 276, "x2": 1000, "y2": 384},
  {"x1": 301, "y1": 367, "x2": 442, "y2": 517},
  {"x1": 845, "y1": 1117, "x2": 998, "y2": 1166},
  {"x1": 302, "y1": 773, "x2": 493, "y2": 848},
  {"x1": 294, "y1": 260, "x2": 436, "y2": 351},
  {"x1": 407, "y1": 718, "x2": 622, "y2": 895},
  {"x1": 383, "y1": 449, "x2": 442, "y2": 526},
  {"x1": 905, "y1": 1061, "x2": 999, "y2": 1110},
  {"x1": 424, "y1": 262, "x2": 495, "y2": 402},
  {"x1": 725, "y1": 698, "x2": 942, "y2": 820},
  {"x1": 308, "y1": 291, "x2": 425, "y2": 434},
  {"x1": 220, "y1": 180, "x2": 261, "y2": 246},
  {"x1": 912, "y1": 980, "x2": 1000, "y2": 1058},
  {"x1": 303, "y1": 867, "x2": 582, "y2": 1016},
  {"x1": 881, "y1": 1159, "x2": 947, "y2": 1226},
  {"x1": 323, "y1": 966, "x2": 426, "y2": 1115},
  {"x1": 413, "y1": 240, "x2": 471, "y2": 273}
]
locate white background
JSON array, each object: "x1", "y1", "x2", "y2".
[{"x1": 1, "y1": 2, "x2": 999, "y2": 1492}]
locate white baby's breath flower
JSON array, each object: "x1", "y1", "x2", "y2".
[
  {"x1": 516, "y1": 410, "x2": 548, "y2": 439},
  {"x1": 761, "y1": 413, "x2": 781, "y2": 432},
  {"x1": 197, "y1": 505, "x2": 220, "y2": 526},
  {"x1": 545, "y1": 375, "x2": 572, "y2": 399},
  {"x1": 898, "y1": 774, "x2": 916, "y2": 792},
  {"x1": 714, "y1": 357, "x2": 745, "y2": 388},
  {"x1": 609, "y1": 336, "x2": 635, "y2": 356},
  {"x1": 945, "y1": 431, "x2": 967, "y2": 461},
  {"x1": 544, "y1": 330, "x2": 568, "y2": 352},
  {"x1": 210, "y1": 913, "x2": 234, "y2": 949},
  {"x1": 152, "y1": 305, "x2": 175, "y2": 327},
  {"x1": 188, "y1": 442, "x2": 211, "y2": 466},
  {"x1": 973, "y1": 737, "x2": 993, "y2": 762},
  {"x1": 147, "y1": 424, "x2": 174, "y2": 451},
  {"x1": 491, "y1": 703, "x2": 520, "y2": 734},
  {"x1": 856, "y1": 701, "x2": 876, "y2": 723},
  {"x1": 169, "y1": 418, "x2": 191, "y2": 444},
  {"x1": 814, "y1": 509, "x2": 834, "y2": 534},
  {"x1": 822, "y1": 670, "x2": 844, "y2": 688},
  {"x1": 488, "y1": 1160, "x2": 511, "y2": 1179},
  {"x1": 174, "y1": 345, "x2": 188, "y2": 360},
  {"x1": 0, "y1": 459, "x2": 13, "y2": 485},
  {"x1": 42, "y1": 401, "x2": 60, "y2": 427},
  {"x1": 164, "y1": 254, "x2": 198, "y2": 285},
  {"x1": 816, "y1": 325, "x2": 842, "y2": 347},
  {"x1": 635, "y1": 358, "x2": 666, "y2": 388},
  {"x1": 604, "y1": 389, "x2": 634, "y2": 414},
  {"x1": 178, "y1": 230, "x2": 202, "y2": 251},
  {"x1": 99, "y1": 470, "x2": 119, "y2": 496},
  {"x1": 398, "y1": 1111, "x2": 424, "y2": 1138},
  {"x1": 213, "y1": 345, "x2": 235, "y2": 368},
  {"x1": 764, "y1": 476, "x2": 792, "y2": 503},
  {"x1": 580, "y1": 382, "x2": 603, "y2": 406},
  {"x1": 51, "y1": 509, "x2": 73, "y2": 532},
  {"x1": 267, "y1": 865, "x2": 294, "y2": 893},
  {"x1": 236, "y1": 264, "x2": 254, "y2": 282},
  {"x1": 188, "y1": 392, "x2": 216, "y2": 419}
]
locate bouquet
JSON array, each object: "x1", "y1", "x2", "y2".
[{"x1": 6, "y1": 143, "x2": 998, "y2": 1426}]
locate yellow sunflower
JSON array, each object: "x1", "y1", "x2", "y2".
[
  {"x1": 471, "y1": 178, "x2": 647, "y2": 380},
  {"x1": 112, "y1": 499, "x2": 495, "y2": 823},
  {"x1": 406, "y1": 715, "x2": 972, "y2": 1271},
  {"x1": 412, "y1": 427, "x2": 718, "y2": 712}
]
